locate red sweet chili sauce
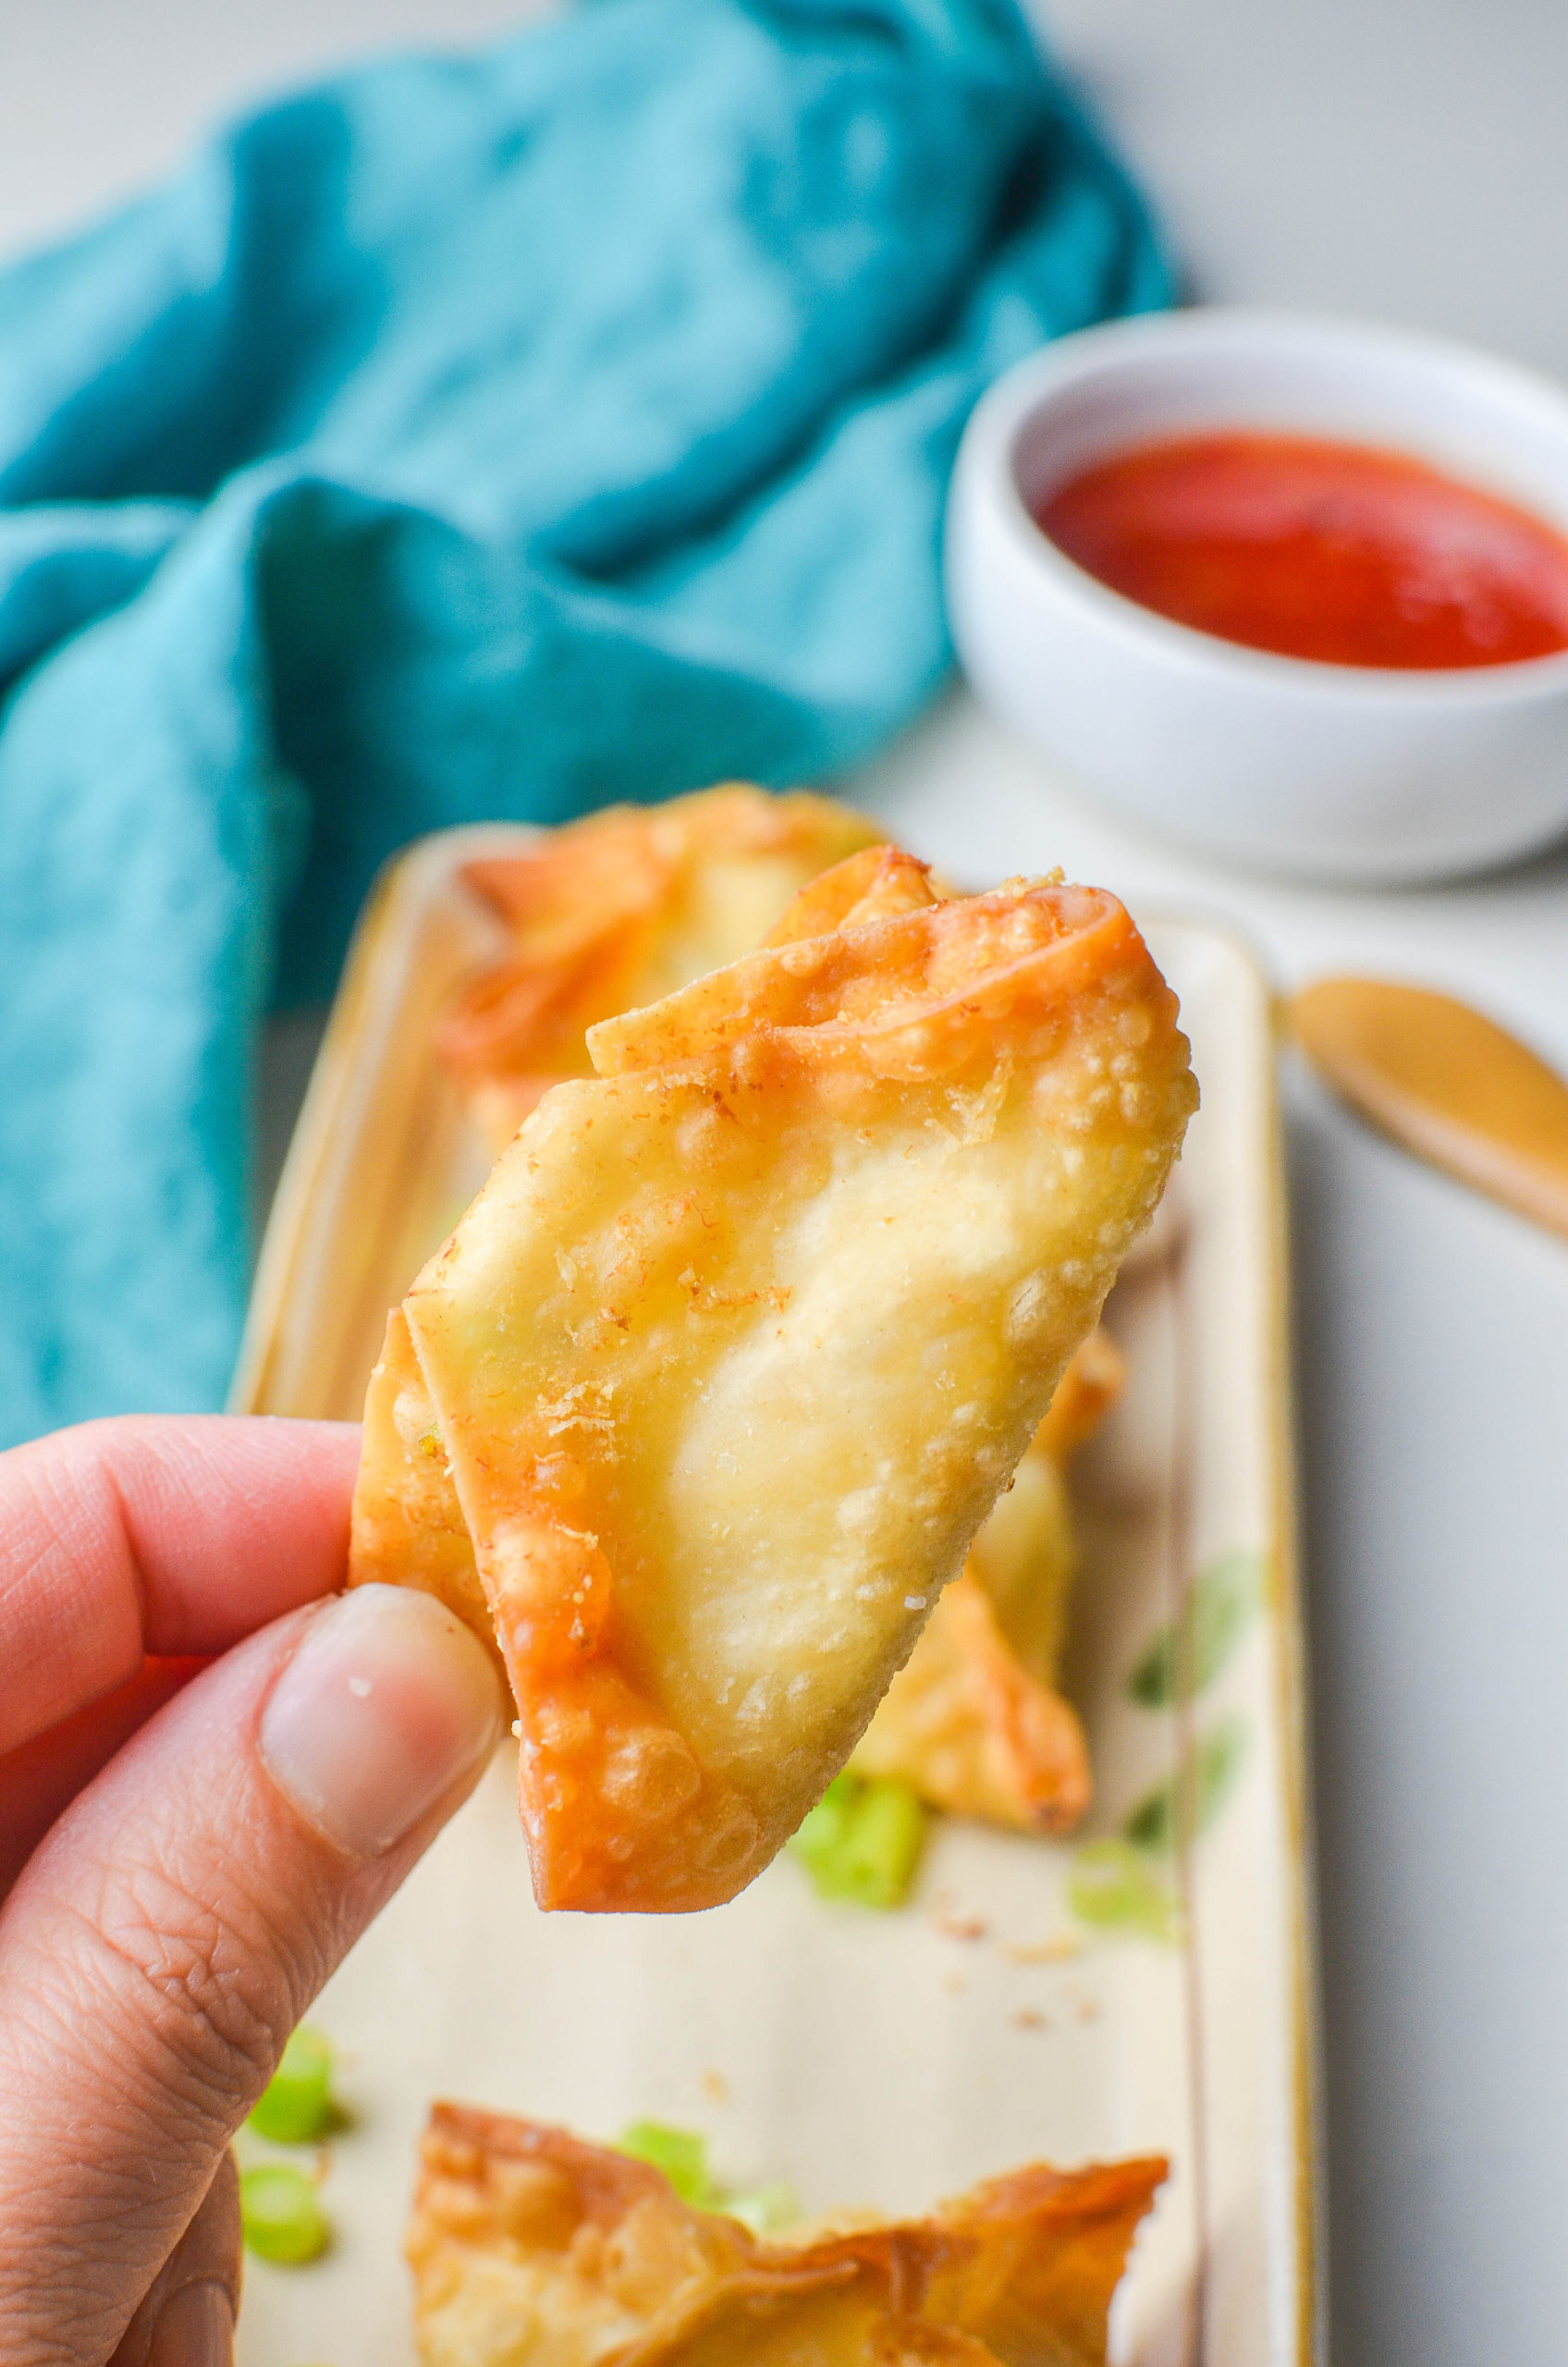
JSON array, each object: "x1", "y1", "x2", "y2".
[{"x1": 1034, "y1": 432, "x2": 1568, "y2": 669}]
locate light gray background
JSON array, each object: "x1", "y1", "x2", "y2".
[{"x1": 3, "y1": 6, "x2": 1566, "y2": 2361}]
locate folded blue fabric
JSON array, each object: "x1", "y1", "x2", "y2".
[{"x1": 0, "y1": 0, "x2": 1170, "y2": 1446}]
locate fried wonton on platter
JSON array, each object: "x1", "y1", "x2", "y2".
[
  {"x1": 849, "y1": 1565, "x2": 1090, "y2": 1836},
  {"x1": 440, "y1": 785, "x2": 884, "y2": 1153},
  {"x1": 1033, "y1": 1323, "x2": 1127, "y2": 1469},
  {"x1": 967, "y1": 1440, "x2": 1077, "y2": 1693},
  {"x1": 972, "y1": 1331, "x2": 1125, "y2": 1689},
  {"x1": 851, "y1": 1328, "x2": 1125, "y2": 1834},
  {"x1": 351, "y1": 868, "x2": 1195, "y2": 1911},
  {"x1": 408, "y1": 2104, "x2": 1166, "y2": 2367}
]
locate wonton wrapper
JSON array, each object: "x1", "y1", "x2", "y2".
[
  {"x1": 759, "y1": 841, "x2": 942, "y2": 946},
  {"x1": 850, "y1": 1568, "x2": 1090, "y2": 1836},
  {"x1": 966, "y1": 1410, "x2": 1080, "y2": 1692},
  {"x1": 351, "y1": 875, "x2": 1195, "y2": 1910},
  {"x1": 851, "y1": 1329, "x2": 1125, "y2": 1834},
  {"x1": 408, "y1": 2104, "x2": 1166, "y2": 2367},
  {"x1": 971, "y1": 1325, "x2": 1128, "y2": 1691},
  {"x1": 441, "y1": 785, "x2": 883, "y2": 1152}
]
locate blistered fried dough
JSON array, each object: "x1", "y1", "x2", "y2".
[
  {"x1": 354, "y1": 877, "x2": 1194, "y2": 1910},
  {"x1": 759, "y1": 842, "x2": 939, "y2": 945},
  {"x1": 440, "y1": 786, "x2": 883, "y2": 1151},
  {"x1": 408, "y1": 2104, "x2": 1167, "y2": 2367},
  {"x1": 355, "y1": 1309, "x2": 498, "y2": 1661}
]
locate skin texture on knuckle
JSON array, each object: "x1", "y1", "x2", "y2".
[
  {"x1": 80, "y1": 1856, "x2": 299, "y2": 2118},
  {"x1": 107, "y1": 2152, "x2": 241, "y2": 2367},
  {"x1": 43, "y1": 1757, "x2": 342, "y2": 2108},
  {"x1": 0, "y1": 1871, "x2": 281, "y2": 2365},
  {"x1": 0, "y1": 1790, "x2": 326, "y2": 2363}
]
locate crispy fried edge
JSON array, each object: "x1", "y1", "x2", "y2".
[
  {"x1": 440, "y1": 788, "x2": 886, "y2": 1112},
  {"x1": 356, "y1": 876, "x2": 1194, "y2": 1910},
  {"x1": 408, "y1": 2104, "x2": 1167, "y2": 2367}
]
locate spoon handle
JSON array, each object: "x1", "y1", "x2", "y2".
[{"x1": 1289, "y1": 976, "x2": 1568, "y2": 1243}]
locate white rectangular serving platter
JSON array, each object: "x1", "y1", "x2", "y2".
[{"x1": 232, "y1": 826, "x2": 1317, "y2": 2367}]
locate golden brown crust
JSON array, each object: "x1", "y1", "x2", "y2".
[
  {"x1": 352, "y1": 1309, "x2": 496, "y2": 1658},
  {"x1": 585, "y1": 878, "x2": 1146, "y2": 1088},
  {"x1": 354, "y1": 839, "x2": 943, "y2": 1684},
  {"x1": 439, "y1": 787, "x2": 885, "y2": 1151},
  {"x1": 409, "y1": 2105, "x2": 1167, "y2": 2367},
  {"x1": 354, "y1": 865, "x2": 1194, "y2": 1912},
  {"x1": 759, "y1": 844, "x2": 939, "y2": 946}
]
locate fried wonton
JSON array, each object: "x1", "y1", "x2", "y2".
[
  {"x1": 851, "y1": 1329, "x2": 1124, "y2": 1834},
  {"x1": 759, "y1": 840, "x2": 941, "y2": 945},
  {"x1": 441, "y1": 786, "x2": 884, "y2": 1152},
  {"x1": 408, "y1": 2104, "x2": 1166, "y2": 2367},
  {"x1": 968, "y1": 1328, "x2": 1128, "y2": 1696},
  {"x1": 850, "y1": 1567, "x2": 1090, "y2": 1835},
  {"x1": 351, "y1": 873, "x2": 1195, "y2": 1910},
  {"x1": 967, "y1": 1404, "x2": 1084, "y2": 1693}
]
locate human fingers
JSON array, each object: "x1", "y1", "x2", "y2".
[
  {"x1": 106, "y1": 2152, "x2": 240, "y2": 2367},
  {"x1": 0, "y1": 1582, "x2": 504, "y2": 2366},
  {"x1": 0, "y1": 1415, "x2": 360, "y2": 1758},
  {"x1": 0, "y1": 1659, "x2": 205, "y2": 1902}
]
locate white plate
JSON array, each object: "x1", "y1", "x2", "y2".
[{"x1": 232, "y1": 830, "x2": 1316, "y2": 2367}]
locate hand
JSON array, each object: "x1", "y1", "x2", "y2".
[{"x1": 0, "y1": 1416, "x2": 505, "y2": 2367}]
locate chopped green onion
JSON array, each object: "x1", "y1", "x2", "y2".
[
  {"x1": 790, "y1": 1771, "x2": 926, "y2": 1909},
  {"x1": 617, "y1": 2122, "x2": 799, "y2": 2234},
  {"x1": 617, "y1": 2119, "x2": 709, "y2": 2201},
  {"x1": 836, "y1": 1777, "x2": 926, "y2": 1908},
  {"x1": 1066, "y1": 1839, "x2": 1180, "y2": 1944},
  {"x1": 240, "y1": 2165, "x2": 330, "y2": 2264},
  {"x1": 616, "y1": 2121, "x2": 719, "y2": 2208},
  {"x1": 790, "y1": 1772, "x2": 860, "y2": 1876},
  {"x1": 248, "y1": 2026, "x2": 335, "y2": 2144},
  {"x1": 723, "y1": 2181, "x2": 801, "y2": 2237}
]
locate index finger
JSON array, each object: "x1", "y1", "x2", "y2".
[{"x1": 0, "y1": 1415, "x2": 361, "y2": 1758}]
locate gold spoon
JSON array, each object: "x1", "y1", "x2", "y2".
[{"x1": 1289, "y1": 976, "x2": 1568, "y2": 1243}]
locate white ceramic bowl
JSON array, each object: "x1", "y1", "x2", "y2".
[{"x1": 945, "y1": 310, "x2": 1568, "y2": 882}]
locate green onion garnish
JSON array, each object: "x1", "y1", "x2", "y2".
[
  {"x1": 616, "y1": 2120, "x2": 719, "y2": 2207},
  {"x1": 248, "y1": 2026, "x2": 336, "y2": 2144},
  {"x1": 239, "y1": 2164, "x2": 330, "y2": 2264},
  {"x1": 616, "y1": 2122, "x2": 799, "y2": 2234},
  {"x1": 1066, "y1": 1838, "x2": 1181, "y2": 1944},
  {"x1": 790, "y1": 1770, "x2": 926, "y2": 1909}
]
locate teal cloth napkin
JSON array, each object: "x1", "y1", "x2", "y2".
[{"x1": 0, "y1": 0, "x2": 1170, "y2": 1446}]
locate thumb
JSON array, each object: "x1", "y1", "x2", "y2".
[
  {"x1": 0, "y1": 1584, "x2": 504, "y2": 2366},
  {"x1": 107, "y1": 2152, "x2": 241, "y2": 2367}
]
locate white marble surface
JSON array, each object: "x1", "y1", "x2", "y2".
[{"x1": 5, "y1": 6, "x2": 1568, "y2": 2362}]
